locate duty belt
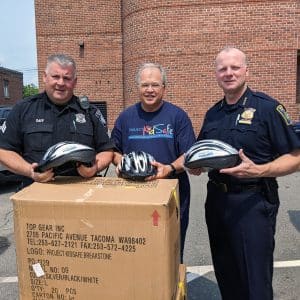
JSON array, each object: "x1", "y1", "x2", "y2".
[{"x1": 209, "y1": 179, "x2": 263, "y2": 193}]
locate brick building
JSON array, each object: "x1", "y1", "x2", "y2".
[
  {"x1": 0, "y1": 67, "x2": 23, "y2": 106},
  {"x1": 35, "y1": 0, "x2": 300, "y2": 130}
]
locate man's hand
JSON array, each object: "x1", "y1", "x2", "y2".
[
  {"x1": 219, "y1": 149, "x2": 264, "y2": 178},
  {"x1": 77, "y1": 163, "x2": 97, "y2": 178},
  {"x1": 31, "y1": 163, "x2": 55, "y2": 182},
  {"x1": 115, "y1": 163, "x2": 121, "y2": 177},
  {"x1": 78, "y1": 150, "x2": 113, "y2": 178},
  {"x1": 145, "y1": 161, "x2": 173, "y2": 181}
]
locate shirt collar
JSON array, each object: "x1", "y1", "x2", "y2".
[
  {"x1": 43, "y1": 92, "x2": 79, "y2": 112},
  {"x1": 218, "y1": 87, "x2": 250, "y2": 111}
]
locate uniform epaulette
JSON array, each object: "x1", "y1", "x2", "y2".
[
  {"x1": 252, "y1": 90, "x2": 275, "y2": 102},
  {"x1": 23, "y1": 93, "x2": 44, "y2": 103}
]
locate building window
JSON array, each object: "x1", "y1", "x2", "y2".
[{"x1": 3, "y1": 80, "x2": 9, "y2": 98}]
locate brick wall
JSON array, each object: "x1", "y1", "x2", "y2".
[
  {"x1": 122, "y1": 0, "x2": 300, "y2": 131},
  {"x1": 35, "y1": 0, "x2": 300, "y2": 130},
  {"x1": 35, "y1": 1, "x2": 124, "y2": 128},
  {"x1": 297, "y1": 51, "x2": 300, "y2": 110},
  {"x1": 0, "y1": 67, "x2": 23, "y2": 106}
]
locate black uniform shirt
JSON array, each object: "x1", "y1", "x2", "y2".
[
  {"x1": 0, "y1": 92, "x2": 114, "y2": 164},
  {"x1": 198, "y1": 87, "x2": 300, "y2": 182}
]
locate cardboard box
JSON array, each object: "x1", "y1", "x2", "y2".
[
  {"x1": 175, "y1": 264, "x2": 188, "y2": 300},
  {"x1": 11, "y1": 177, "x2": 180, "y2": 300}
]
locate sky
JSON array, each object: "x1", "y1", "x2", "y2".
[{"x1": 0, "y1": 0, "x2": 38, "y2": 86}]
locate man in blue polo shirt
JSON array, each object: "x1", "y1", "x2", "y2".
[{"x1": 111, "y1": 63, "x2": 196, "y2": 262}]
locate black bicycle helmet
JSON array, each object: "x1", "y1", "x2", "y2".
[
  {"x1": 184, "y1": 139, "x2": 240, "y2": 170},
  {"x1": 36, "y1": 141, "x2": 96, "y2": 173},
  {"x1": 119, "y1": 151, "x2": 157, "y2": 181}
]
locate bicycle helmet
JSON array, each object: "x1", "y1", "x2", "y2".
[
  {"x1": 119, "y1": 151, "x2": 157, "y2": 181},
  {"x1": 184, "y1": 139, "x2": 240, "y2": 170},
  {"x1": 36, "y1": 141, "x2": 96, "y2": 173}
]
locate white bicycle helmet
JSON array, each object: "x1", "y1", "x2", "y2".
[
  {"x1": 119, "y1": 151, "x2": 157, "y2": 181},
  {"x1": 36, "y1": 141, "x2": 96, "y2": 173},
  {"x1": 184, "y1": 139, "x2": 240, "y2": 170}
]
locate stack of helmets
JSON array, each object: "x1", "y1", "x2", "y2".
[
  {"x1": 36, "y1": 141, "x2": 96, "y2": 173},
  {"x1": 184, "y1": 139, "x2": 240, "y2": 170},
  {"x1": 119, "y1": 151, "x2": 157, "y2": 181}
]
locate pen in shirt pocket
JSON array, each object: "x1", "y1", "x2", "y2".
[
  {"x1": 235, "y1": 114, "x2": 240, "y2": 126},
  {"x1": 73, "y1": 120, "x2": 77, "y2": 141}
]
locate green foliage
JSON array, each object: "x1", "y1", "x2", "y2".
[{"x1": 23, "y1": 84, "x2": 39, "y2": 98}]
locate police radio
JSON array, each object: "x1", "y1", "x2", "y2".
[{"x1": 78, "y1": 95, "x2": 90, "y2": 110}]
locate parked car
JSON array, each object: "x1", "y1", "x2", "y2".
[
  {"x1": 0, "y1": 106, "x2": 12, "y2": 126},
  {"x1": 0, "y1": 106, "x2": 23, "y2": 185}
]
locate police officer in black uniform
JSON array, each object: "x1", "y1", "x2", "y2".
[
  {"x1": 190, "y1": 47, "x2": 300, "y2": 300},
  {"x1": 0, "y1": 54, "x2": 114, "y2": 188}
]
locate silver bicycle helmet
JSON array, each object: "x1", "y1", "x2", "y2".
[
  {"x1": 36, "y1": 141, "x2": 96, "y2": 173},
  {"x1": 119, "y1": 151, "x2": 157, "y2": 181},
  {"x1": 184, "y1": 139, "x2": 240, "y2": 170}
]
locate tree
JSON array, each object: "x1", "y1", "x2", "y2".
[{"x1": 23, "y1": 84, "x2": 39, "y2": 98}]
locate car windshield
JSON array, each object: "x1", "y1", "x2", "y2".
[{"x1": 0, "y1": 107, "x2": 12, "y2": 125}]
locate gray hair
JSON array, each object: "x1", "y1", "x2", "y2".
[
  {"x1": 136, "y1": 62, "x2": 167, "y2": 86},
  {"x1": 45, "y1": 54, "x2": 77, "y2": 78}
]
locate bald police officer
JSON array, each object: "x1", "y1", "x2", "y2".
[{"x1": 191, "y1": 46, "x2": 300, "y2": 300}]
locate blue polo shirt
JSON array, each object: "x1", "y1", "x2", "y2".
[
  {"x1": 112, "y1": 100, "x2": 196, "y2": 213},
  {"x1": 112, "y1": 101, "x2": 195, "y2": 163}
]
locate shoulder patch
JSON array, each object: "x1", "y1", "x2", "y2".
[
  {"x1": 95, "y1": 109, "x2": 107, "y2": 127},
  {"x1": 276, "y1": 104, "x2": 292, "y2": 125},
  {"x1": 0, "y1": 120, "x2": 7, "y2": 133}
]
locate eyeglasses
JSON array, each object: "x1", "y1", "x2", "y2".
[{"x1": 139, "y1": 82, "x2": 164, "y2": 90}]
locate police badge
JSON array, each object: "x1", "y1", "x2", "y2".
[
  {"x1": 239, "y1": 107, "x2": 256, "y2": 125},
  {"x1": 75, "y1": 113, "x2": 86, "y2": 123}
]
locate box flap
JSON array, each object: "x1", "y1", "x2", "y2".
[{"x1": 11, "y1": 177, "x2": 178, "y2": 205}]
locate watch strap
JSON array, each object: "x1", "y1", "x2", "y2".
[{"x1": 169, "y1": 163, "x2": 176, "y2": 177}]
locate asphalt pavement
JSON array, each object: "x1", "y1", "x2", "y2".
[
  {"x1": 184, "y1": 172, "x2": 300, "y2": 300},
  {"x1": 0, "y1": 169, "x2": 299, "y2": 299}
]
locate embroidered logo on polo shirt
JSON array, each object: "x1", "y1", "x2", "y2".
[
  {"x1": 239, "y1": 108, "x2": 256, "y2": 125},
  {"x1": 276, "y1": 105, "x2": 292, "y2": 125},
  {"x1": 128, "y1": 123, "x2": 174, "y2": 140},
  {"x1": 75, "y1": 113, "x2": 86, "y2": 123}
]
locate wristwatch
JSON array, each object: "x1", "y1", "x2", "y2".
[{"x1": 169, "y1": 163, "x2": 177, "y2": 177}]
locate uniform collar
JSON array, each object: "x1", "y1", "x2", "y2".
[
  {"x1": 218, "y1": 87, "x2": 250, "y2": 111},
  {"x1": 43, "y1": 92, "x2": 80, "y2": 112}
]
